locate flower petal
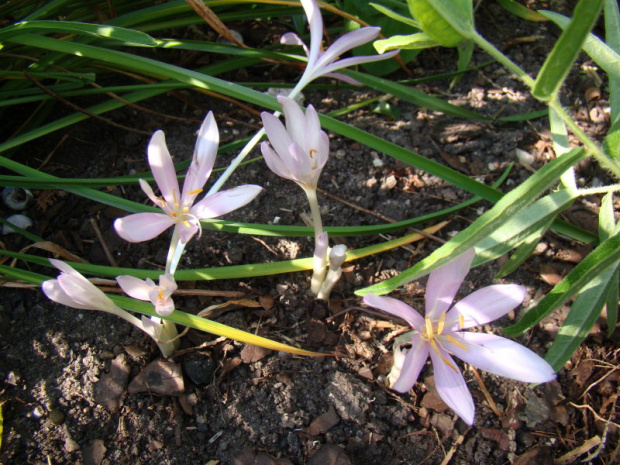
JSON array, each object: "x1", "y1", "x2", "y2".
[
  {"x1": 114, "y1": 212, "x2": 174, "y2": 242},
  {"x1": 116, "y1": 275, "x2": 151, "y2": 301},
  {"x1": 392, "y1": 333, "x2": 429, "y2": 392},
  {"x1": 300, "y1": 0, "x2": 323, "y2": 70},
  {"x1": 319, "y1": 49, "x2": 400, "y2": 76},
  {"x1": 182, "y1": 112, "x2": 218, "y2": 202},
  {"x1": 313, "y1": 27, "x2": 381, "y2": 72},
  {"x1": 191, "y1": 185, "x2": 262, "y2": 219},
  {"x1": 261, "y1": 111, "x2": 292, "y2": 159},
  {"x1": 429, "y1": 349, "x2": 475, "y2": 425},
  {"x1": 279, "y1": 96, "x2": 307, "y2": 147},
  {"x1": 363, "y1": 294, "x2": 425, "y2": 329},
  {"x1": 425, "y1": 249, "x2": 475, "y2": 319},
  {"x1": 443, "y1": 332, "x2": 556, "y2": 383},
  {"x1": 148, "y1": 130, "x2": 180, "y2": 208},
  {"x1": 445, "y1": 284, "x2": 527, "y2": 331},
  {"x1": 261, "y1": 142, "x2": 295, "y2": 181},
  {"x1": 43, "y1": 279, "x2": 93, "y2": 310},
  {"x1": 58, "y1": 274, "x2": 115, "y2": 313}
]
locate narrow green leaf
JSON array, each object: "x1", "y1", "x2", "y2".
[
  {"x1": 406, "y1": 0, "x2": 472, "y2": 46},
  {"x1": 495, "y1": 0, "x2": 548, "y2": 21},
  {"x1": 504, "y1": 233, "x2": 620, "y2": 336},
  {"x1": 0, "y1": 224, "x2": 446, "y2": 282},
  {"x1": 374, "y1": 32, "x2": 438, "y2": 53},
  {"x1": 605, "y1": 269, "x2": 618, "y2": 337},
  {"x1": 533, "y1": 0, "x2": 604, "y2": 100},
  {"x1": 473, "y1": 189, "x2": 575, "y2": 265},
  {"x1": 0, "y1": 20, "x2": 157, "y2": 45},
  {"x1": 539, "y1": 10, "x2": 620, "y2": 77},
  {"x1": 544, "y1": 262, "x2": 616, "y2": 370},
  {"x1": 549, "y1": 107, "x2": 577, "y2": 189},
  {"x1": 599, "y1": 192, "x2": 616, "y2": 240},
  {"x1": 356, "y1": 148, "x2": 585, "y2": 296},
  {"x1": 370, "y1": 2, "x2": 420, "y2": 28},
  {"x1": 494, "y1": 216, "x2": 556, "y2": 278}
]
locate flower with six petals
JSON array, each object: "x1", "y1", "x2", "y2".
[
  {"x1": 114, "y1": 112, "x2": 262, "y2": 245},
  {"x1": 261, "y1": 95, "x2": 329, "y2": 191},
  {"x1": 363, "y1": 249, "x2": 556, "y2": 425},
  {"x1": 116, "y1": 273, "x2": 177, "y2": 317},
  {"x1": 285, "y1": 0, "x2": 399, "y2": 87}
]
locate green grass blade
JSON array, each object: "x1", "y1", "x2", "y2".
[
  {"x1": 472, "y1": 189, "x2": 575, "y2": 265},
  {"x1": 356, "y1": 147, "x2": 586, "y2": 296},
  {"x1": 544, "y1": 262, "x2": 616, "y2": 370},
  {"x1": 0, "y1": 20, "x2": 157, "y2": 44},
  {"x1": 504, "y1": 233, "x2": 620, "y2": 336},
  {"x1": 495, "y1": 0, "x2": 548, "y2": 21},
  {"x1": 533, "y1": 0, "x2": 604, "y2": 101}
]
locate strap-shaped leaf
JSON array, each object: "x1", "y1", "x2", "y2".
[
  {"x1": 0, "y1": 20, "x2": 157, "y2": 44},
  {"x1": 544, "y1": 261, "x2": 617, "y2": 370},
  {"x1": 473, "y1": 189, "x2": 575, "y2": 265},
  {"x1": 533, "y1": 0, "x2": 604, "y2": 101},
  {"x1": 504, "y1": 233, "x2": 620, "y2": 336},
  {"x1": 356, "y1": 147, "x2": 585, "y2": 296}
]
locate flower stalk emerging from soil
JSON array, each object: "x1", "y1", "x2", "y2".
[
  {"x1": 363, "y1": 249, "x2": 556, "y2": 425},
  {"x1": 114, "y1": 112, "x2": 262, "y2": 275},
  {"x1": 261, "y1": 95, "x2": 343, "y2": 297},
  {"x1": 42, "y1": 259, "x2": 178, "y2": 357}
]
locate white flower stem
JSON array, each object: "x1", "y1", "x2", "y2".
[{"x1": 304, "y1": 187, "x2": 324, "y2": 238}]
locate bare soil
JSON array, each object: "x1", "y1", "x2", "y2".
[{"x1": 1, "y1": 2, "x2": 618, "y2": 464}]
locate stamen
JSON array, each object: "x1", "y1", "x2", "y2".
[
  {"x1": 157, "y1": 288, "x2": 165, "y2": 302},
  {"x1": 424, "y1": 316, "x2": 434, "y2": 341},
  {"x1": 439, "y1": 354, "x2": 459, "y2": 373},
  {"x1": 188, "y1": 188, "x2": 203, "y2": 195},
  {"x1": 156, "y1": 196, "x2": 166, "y2": 207},
  {"x1": 309, "y1": 148, "x2": 318, "y2": 169},
  {"x1": 459, "y1": 314, "x2": 465, "y2": 328},
  {"x1": 446, "y1": 334, "x2": 467, "y2": 351},
  {"x1": 436, "y1": 312, "x2": 446, "y2": 335},
  {"x1": 172, "y1": 190, "x2": 180, "y2": 208}
]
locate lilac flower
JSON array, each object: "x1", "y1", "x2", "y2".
[
  {"x1": 284, "y1": 0, "x2": 399, "y2": 87},
  {"x1": 116, "y1": 274, "x2": 177, "y2": 317},
  {"x1": 43, "y1": 260, "x2": 179, "y2": 356},
  {"x1": 363, "y1": 249, "x2": 556, "y2": 425},
  {"x1": 114, "y1": 112, "x2": 262, "y2": 245},
  {"x1": 261, "y1": 95, "x2": 329, "y2": 191}
]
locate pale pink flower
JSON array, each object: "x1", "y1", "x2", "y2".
[
  {"x1": 42, "y1": 259, "x2": 158, "y2": 338},
  {"x1": 363, "y1": 249, "x2": 556, "y2": 425},
  {"x1": 261, "y1": 95, "x2": 329, "y2": 191},
  {"x1": 284, "y1": 0, "x2": 399, "y2": 87},
  {"x1": 116, "y1": 274, "x2": 177, "y2": 317},
  {"x1": 115, "y1": 112, "x2": 262, "y2": 245}
]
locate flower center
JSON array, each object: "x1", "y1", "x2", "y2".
[{"x1": 421, "y1": 312, "x2": 467, "y2": 372}]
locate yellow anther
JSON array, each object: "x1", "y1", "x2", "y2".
[
  {"x1": 446, "y1": 334, "x2": 467, "y2": 351},
  {"x1": 424, "y1": 316, "x2": 434, "y2": 341},
  {"x1": 459, "y1": 314, "x2": 465, "y2": 328},
  {"x1": 183, "y1": 220, "x2": 192, "y2": 228},
  {"x1": 436, "y1": 312, "x2": 446, "y2": 335},
  {"x1": 157, "y1": 288, "x2": 165, "y2": 302},
  {"x1": 172, "y1": 190, "x2": 180, "y2": 208},
  {"x1": 188, "y1": 188, "x2": 203, "y2": 195},
  {"x1": 170, "y1": 212, "x2": 178, "y2": 218}
]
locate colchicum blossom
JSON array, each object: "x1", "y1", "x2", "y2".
[
  {"x1": 261, "y1": 96, "x2": 333, "y2": 296},
  {"x1": 42, "y1": 259, "x2": 177, "y2": 356},
  {"x1": 116, "y1": 274, "x2": 177, "y2": 317},
  {"x1": 363, "y1": 249, "x2": 556, "y2": 425},
  {"x1": 114, "y1": 112, "x2": 262, "y2": 246},
  {"x1": 284, "y1": 0, "x2": 399, "y2": 88},
  {"x1": 261, "y1": 95, "x2": 329, "y2": 192}
]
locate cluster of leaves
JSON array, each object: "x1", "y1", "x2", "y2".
[{"x1": 0, "y1": 0, "x2": 618, "y2": 371}]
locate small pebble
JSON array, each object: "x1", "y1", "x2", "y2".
[{"x1": 49, "y1": 409, "x2": 65, "y2": 425}]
